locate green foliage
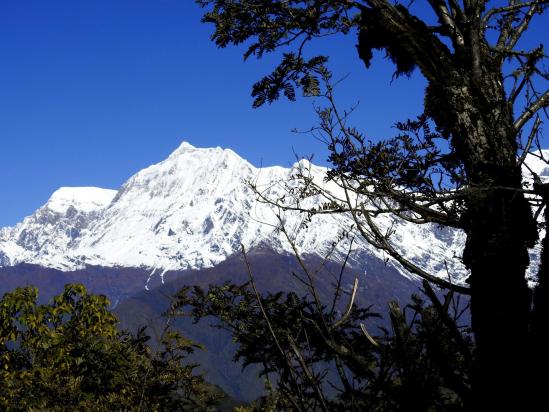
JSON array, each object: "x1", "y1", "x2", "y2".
[
  {"x1": 173, "y1": 281, "x2": 474, "y2": 411},
  {"x1": 0, "y1": 284, "x2": 219, "y2": 411},
  {"x1": 198, "y1": 0, "x2": 355, "y2": 58},
  {"x1": 251, "y1": 53, "x2": 328, "y2": 107},
  {"x1": 197, "y1": 0, "x2": 547, "y2": 407},
  {"x1": 197, "y1": 0, "x2": 355, "y2": 107}
]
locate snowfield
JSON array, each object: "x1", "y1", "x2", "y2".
[{"x1": 2, "y1": 141, "x2": 545, "y2": 286}]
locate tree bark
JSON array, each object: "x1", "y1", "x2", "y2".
[
  {"x1": 432, "y1": 71, "x2": 537, "y2": 408},
  {"x1": 357, "y1": 4, "x2": 538, "y2": 407},
  {"x1": 464, "y1": 173, "x2": 534, "y2": 409},
  {"x1": 427, "y1": 58, "x2": 537, "y2": 405}
]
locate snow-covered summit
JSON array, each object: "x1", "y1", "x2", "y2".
[
  {"x1": 0, "y1": 186, "x2": 117, "y2": 268},
  {"x1": 46, "y1": 187, "x2": 117, "y2": 214},
  {"x1": 0, "y1": 141, "x2": 473, "y2": 285}
]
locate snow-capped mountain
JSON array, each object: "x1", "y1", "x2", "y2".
[
  {"x1": 0, "y1": 187, "x2": 117, "y2": 267},
  {"x1": 3, "y1": 142, "x2": 545, "y2": 403},
  {"x1": 6, "y1": 140, "x2": 524, "y2": 287}
]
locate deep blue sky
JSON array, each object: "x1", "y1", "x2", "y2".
[{"x1": 0, "y1": 1, "x2": 545, "y2": 226}]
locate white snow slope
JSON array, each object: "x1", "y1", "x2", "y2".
[{"x1": 2, "y1": 141, "x2": 545, "y2": 285}]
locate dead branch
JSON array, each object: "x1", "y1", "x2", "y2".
[
  {"x1": 332, "y1": 276, "x2": 359, "y2": 329},
  {"x1": 515, "y1": 89, "x2": 549, "y2": 131}
]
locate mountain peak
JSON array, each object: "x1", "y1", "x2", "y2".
[
  {"x1": 168, "y1": 141, "x2": 240, "y2": 161},
  {"x1": 172, "y1": 141, "x2": 196, "y2": 153},
  {"x1": 0, "y1": 143, "x2": 470, "y2": 286},
  {"x1": 47, "y1": 187, "x2": 117, "y2": 214}
]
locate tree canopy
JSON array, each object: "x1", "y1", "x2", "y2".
[
  {"x1": 0, "y1": 284, "x2": 219, "y2": 411},
  {"x1": 197, "y1": 0, "x2": 548, "y2": 408},
  {"x1": 175, "y1": 277, "x2": 473, "y2": 411}
]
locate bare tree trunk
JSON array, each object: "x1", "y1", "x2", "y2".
[
  {"x1": 465, "y1": 175, "x2": 533, "y2": 408},
  {"x1": 354, "y1": 3, "x2": 542, "y2": 406},
  {"x1": 445, "y1": 76, "x2": 537, "y2": 407}
]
